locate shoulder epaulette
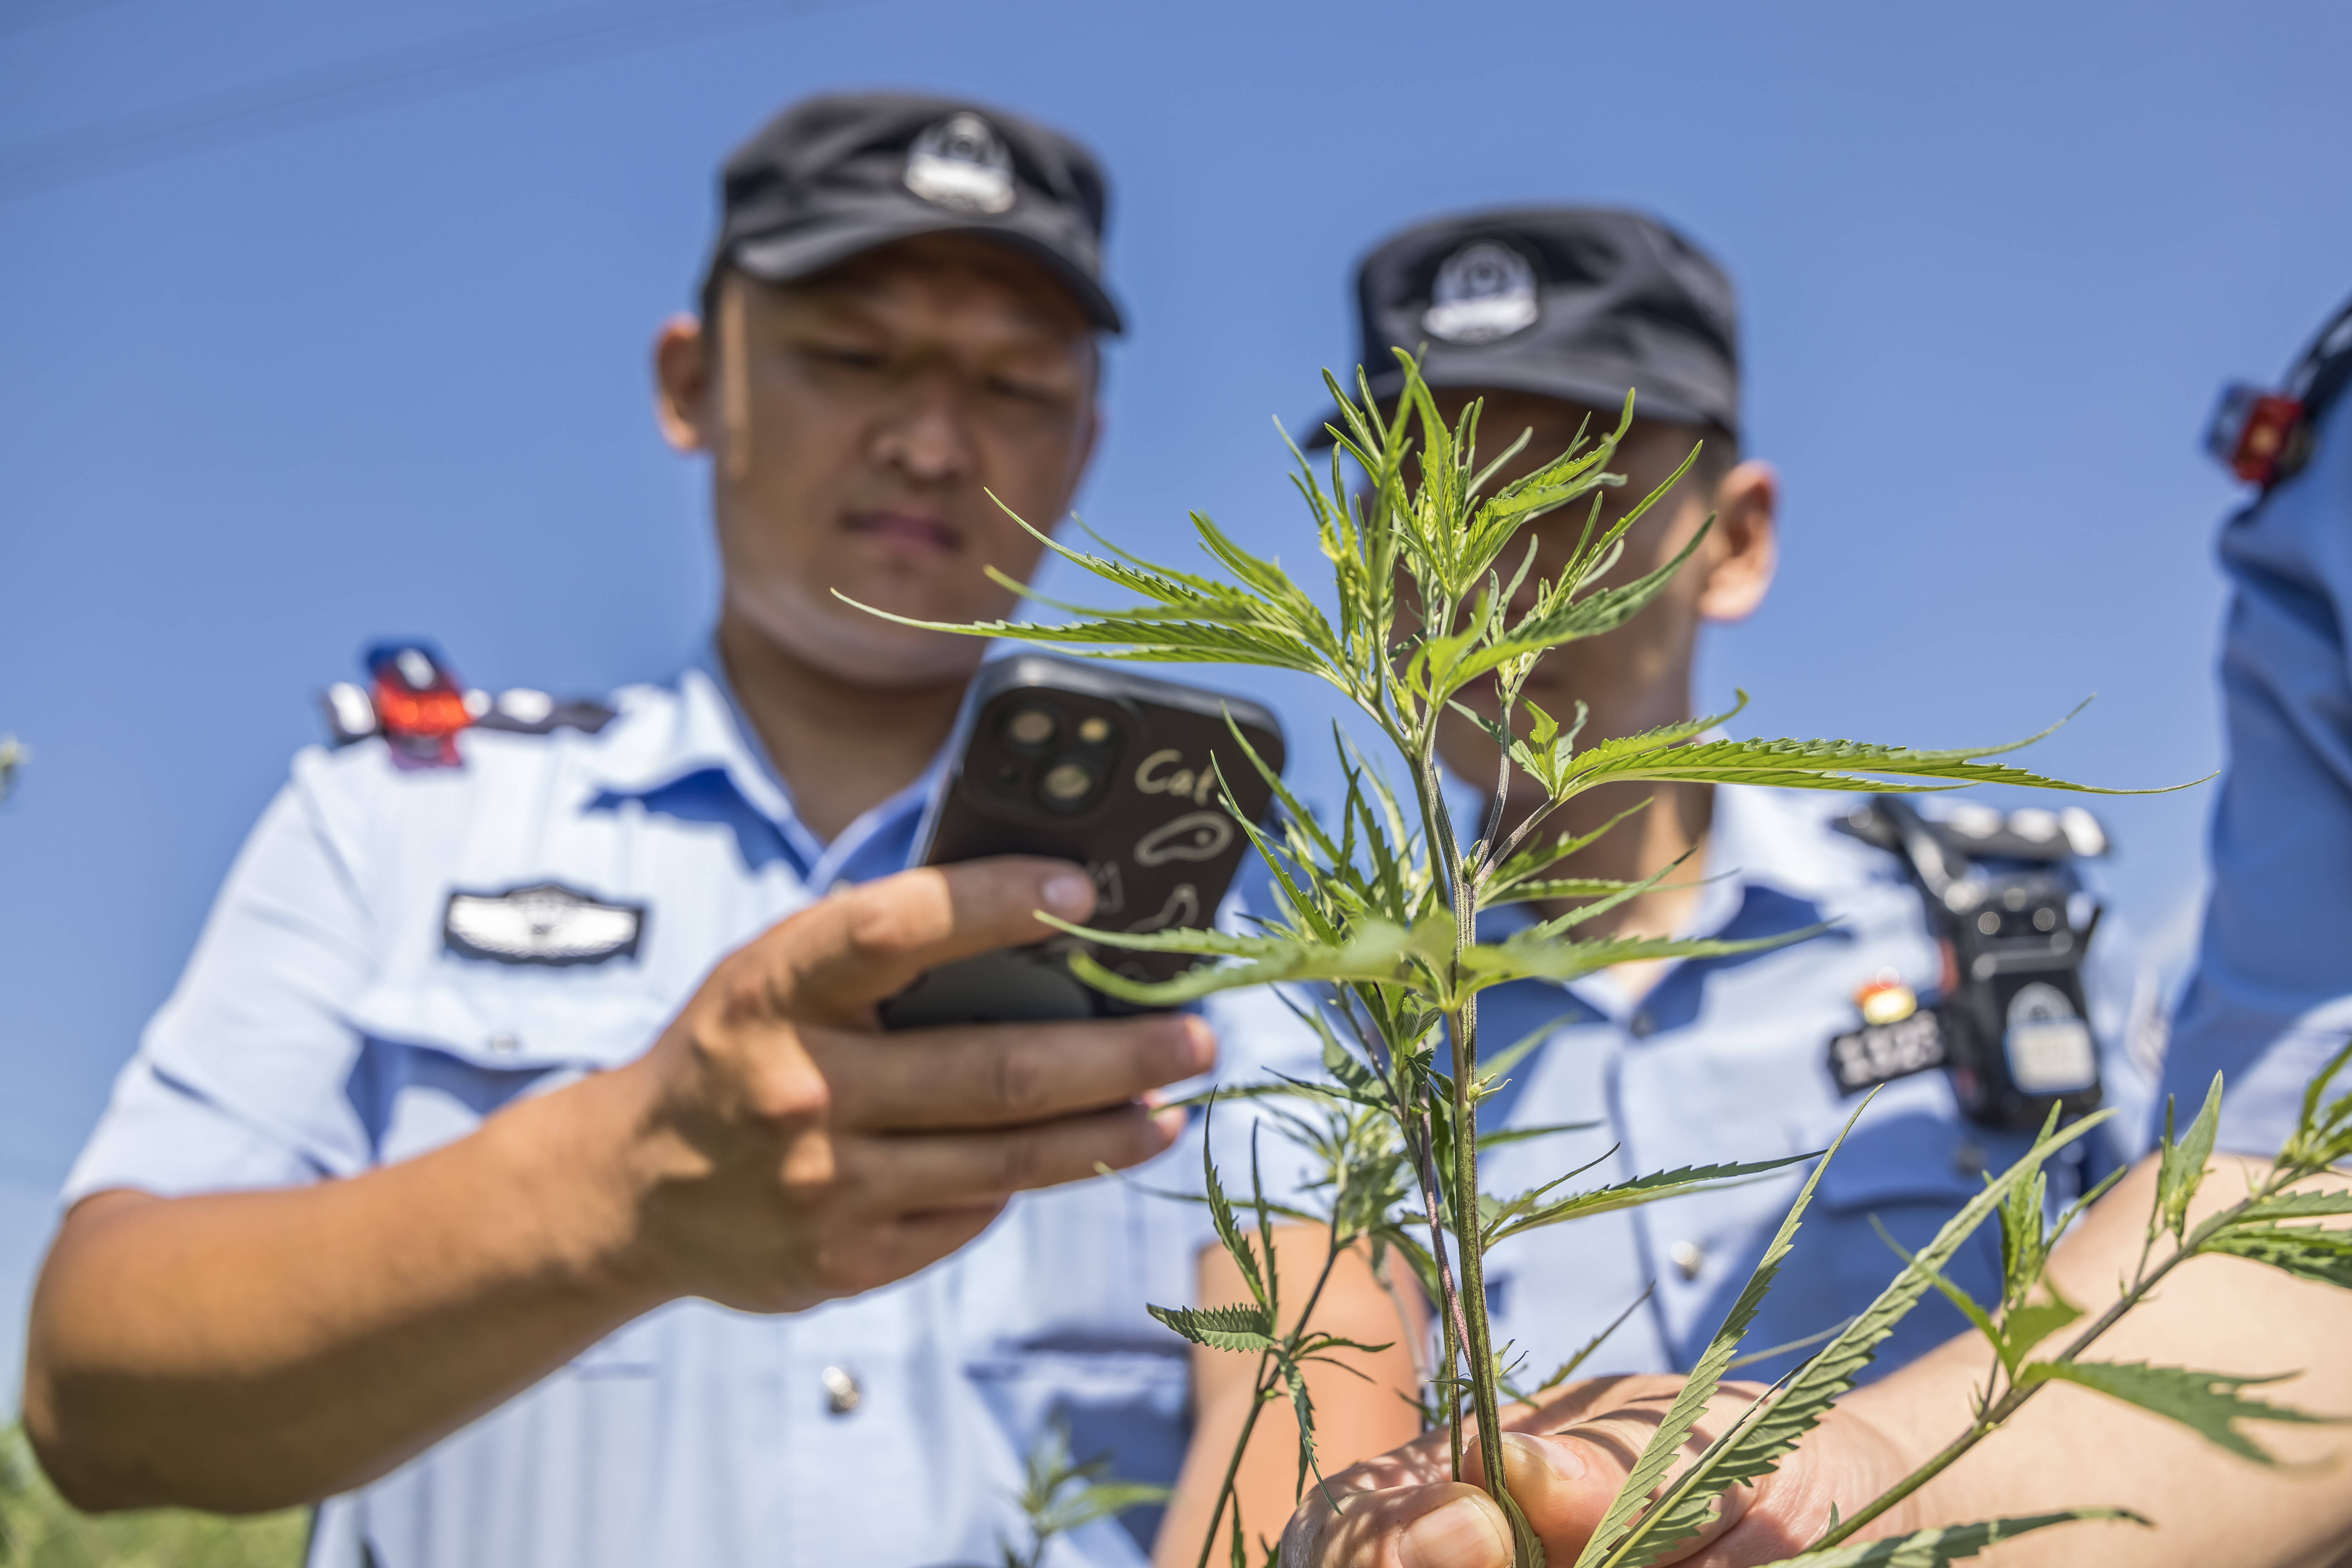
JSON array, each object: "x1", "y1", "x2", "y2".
[
  {"x1": 319, "y1": 641, "x2": 615, "y2": 765},
  {"x1": 2205, "y1": 291, "x2": 2352, "y2": 488}
]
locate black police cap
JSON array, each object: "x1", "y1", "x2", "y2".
[
  {"x1": 707, "y1": 91, "x2": 1123, "y2": 334},
  {"x1": 1311, "y1": 206, "x2": 1738, "y2": 443}
]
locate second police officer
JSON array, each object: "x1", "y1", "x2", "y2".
[
  {"x1": 1177, "y1": 209, "x2": 2150, "y2": 1538},
  {"x1": 1280, "y1": 284, "x2": 2352, "y2": 1568}
]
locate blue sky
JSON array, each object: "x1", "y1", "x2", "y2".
[{"x1": 2, "y1": 0, "x2": 2348, "y2": 1405}]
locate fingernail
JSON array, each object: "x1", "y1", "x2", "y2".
[
  {"x1": 1040, "y1": 872, "x2": 1094, "y2": 919},
  {"x1": 1174, "y1": 1015, "x2": 1217, "y2": 1073},
  {"x1": 1502, "y1": 1431, "x2": 1586, "y2": 1485},
  {"x1": 1399, "y1": 1496, "x2": 1511, "y2": 1568},
  {"x1": 1149, "y1": 1106, "x2": 1188, "y2": 1142},
  {"x1": 1498, "y1": 1432, "x2": 1586, "y2": 1524}
]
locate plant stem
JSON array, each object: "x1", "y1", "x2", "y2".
[
  {"x1": 1412, "y1": 743, "x2": 1513, "y2": 1543},
  {"x1": 1409, "y1": 1099, "x2": 1473, "y2": 1479},
  {"x1": 1446, "y1": 996, "x2": 1509, "y2": 1510},
  {"x1": 1193, "y1": 1230, "x2": 1354, "y2": 1568},
  {"x1": 1809, "y1": 1177, "x2": 2283, "y2": 1551}
]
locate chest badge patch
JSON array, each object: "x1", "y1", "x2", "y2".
[
  {"x1": 1828, "y1": 970, "x2": 1945, "y2": 1094},
  {"x1": 444, "y1": 883, "x2": 645, "y2": 967}
]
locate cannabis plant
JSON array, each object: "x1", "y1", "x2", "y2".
[
  {"x1": 999, "y1": 1420, "x2": 1171, "y2": 1568},
  {"x1": 850, "y1": 352, "x2": 2351, "y2": 1566}
]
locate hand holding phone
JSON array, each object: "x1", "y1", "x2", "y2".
[{"x1": 879, "y1": 655, "x2": 1286, "y2": 1029}]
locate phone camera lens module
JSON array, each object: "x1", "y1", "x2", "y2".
[
  {"x1": 1077, "y1": 716, "x2": 1113, "y2": 746},
  {"x1": 1002, "y1": 705, "x2": 1058, "y2": 751},
  {"x1": 1040, "y1": 761, "x2": 1096, "y2": 805}
]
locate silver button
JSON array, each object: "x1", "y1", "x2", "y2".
[
  {"x1": 1954, "y1": 1140, "x2": 1987, "y2": 1178},
  {"x1": 486, "y1": 1032, "x2": 519, "y2": 1055},
  {"x1": 820, "y1": 1365, "x2": 861, "y2": 1416},
  {"x1": 1668, "y1": 1240, "x2": 1705, "y2": 1281}
]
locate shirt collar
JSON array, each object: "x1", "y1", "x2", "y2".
[
  {"x1": 580, "y1": 641, "x2": 943, "y2": 885},
  {"x1": 1445, "y1": 760, "x2": 1839, "y2": 1016}
]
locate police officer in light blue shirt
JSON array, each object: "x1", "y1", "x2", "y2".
[
  {"x1": 1280, "y1": 272, "x2": 2352, "y2": 1568},
  {"x1": 2160, "y1": 294, "x2": 2352, "y2": 1157},
  {"x1": 1269, "y1": 207, "x2": 2144, "y2": 1405},
  {"x1": 24, "y1": 92, "x2": 1324, "y2": 1568}
]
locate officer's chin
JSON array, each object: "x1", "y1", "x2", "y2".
[{"x1": 737, "y1": 587, "x2": 989, "y2": 693}]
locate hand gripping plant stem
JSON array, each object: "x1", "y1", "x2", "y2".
[{"x1": 841, "y1": 353, "x2": 2343, "y2": 1568}]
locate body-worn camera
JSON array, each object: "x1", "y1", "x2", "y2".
[{"x1": 1834, "y1": 795, "x2": 2107, "y2": 1130}]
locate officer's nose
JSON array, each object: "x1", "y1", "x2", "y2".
[{"x1": 869, "y1": 379, "x2": 978, "y2": 488}]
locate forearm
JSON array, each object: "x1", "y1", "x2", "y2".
[
  {"x1": 24, "y1": 1064, "x2": 667, "y2": 1513},
  {"x1": 1845, "y1": 1154, "x2": 2352, "y2": 1568},
  {"x1": 1158, "y1": 1228, "x2": 1427, "y2": 1567}
]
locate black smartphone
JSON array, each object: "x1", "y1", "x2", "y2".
[{"x1": 878, "y1": 654, "x2": 1287, "y2": 1029}]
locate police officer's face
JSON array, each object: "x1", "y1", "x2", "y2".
[
  {"x1": 1430, "y1": 387, "x2": 1777, "y2": 765},
  {"x1": 656, "y1": 234, "x2": 1100, "y2": 689}
]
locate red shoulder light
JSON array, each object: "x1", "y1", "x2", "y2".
[{"x1": 2205, "y1": 383, "x2": 2305, "y2": 487}]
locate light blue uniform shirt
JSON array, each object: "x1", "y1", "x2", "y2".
[
  {"x1": 64, "y1": 655, "x2": 1314, "y2": 1568},
  {"x1": 2166, "y1": 383, "x2": 2352, "y2": 1156},
  {"x1": 1453, "y1": 779, "x2": 2146, "y2": 1389}
]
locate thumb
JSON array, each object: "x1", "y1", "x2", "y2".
[
  {"x1": 752, "y1": 857, "x2": 1097, "y2": 1022},
  {"x1": 1280, "y1": 1481, "x2": 1511, "y2": 1568},
  {"x1": 1465, "y1": 1430, "x2": 1749, "y2": 1563}
]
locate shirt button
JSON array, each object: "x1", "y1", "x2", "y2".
[
  {"x1": 820, "y1": 1365, "x2": 862, "y2": 1416},
  {"x1": 1668, "y1": 1240, "x2": 1705, "y2": 1280},
  {"x1": 486, "y1": 1032, "x2": 519, "y2": 1055},
  {"x1": 1953, "y1": 1141, "x2": 1987, "y2": 1178},
  {"x1": 1628, "y1": 1011, "x2": 1657, "y2": 1038}
]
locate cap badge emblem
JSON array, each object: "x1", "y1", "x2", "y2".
[
  {"x1": 1422, "y1": 240, "x2": 1539, "y2": 345},
  {"x1": 904, "y1": 112, "x2": 1016, "y2": 215},
  {"x1": 444, "y1": 882, "x2": 644, "y2": 967}
]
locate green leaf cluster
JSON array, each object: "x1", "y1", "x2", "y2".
[
  {"x1": 844, "y1": 351, "x2": 2261, "y2": 1568},
  {"x1": 1000, "y1": 1419, "x2": 1172, "y2": 1568}
]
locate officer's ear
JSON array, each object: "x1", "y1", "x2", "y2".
[
  {"x1": 653, "y1": 313, "x2": 713, "y2": 455},
  {"x1": 1694, "y1": 459, "x2": 1778, "y2": 623}
]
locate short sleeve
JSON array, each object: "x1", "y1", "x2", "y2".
[
  {"x1": 2164, "y1": 390, "x2": 2352, "y2": 1157},
  {"x1": 63, "y1": 749, "x2": 381, "y2": 1204},
  {"x1": 63, "y1": 1058, "x2": 323, "y2": 1201}
]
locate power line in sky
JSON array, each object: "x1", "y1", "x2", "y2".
[{"x1": 0, "y1": 0, "x2": 846, "y2": 203}]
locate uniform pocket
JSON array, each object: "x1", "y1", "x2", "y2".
[{"x1": 345, "y1": 966, "x2": 674, "y2": 1075}]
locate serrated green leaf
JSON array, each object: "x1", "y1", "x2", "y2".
[
  {"x1": 1997, "y1": 1293, "x2": 2084, "y2": 1373},
  {"x1": 1147, "y1": 1302, "x2": 1278, "y2": 1354},
  {"x1": 1199, "y1": 1101, "x2": 1267, "y2": 1311},
  {"x1": 1035, "y1": 1480, "x2": 1175, "y2": 1537},
  {"x1": 2283, "y1": 1037, "x2": 2352, "y2": 1171},
  {"x1": 2014, "y1": 1360, "x2": 2349, "y2": 1464},
  {"x1": 1460, "y1": 924, "x2": 1823, "y2": 992},
  {"x1": 1488, "y1": 782, "x2": 1641, "y2": 892},
  {"x1": 2200, "y1": 1224, "x2": 2352, "y2": 1287},
  {"x1": 1557, "y1": 721, "x2": 2188, "y2": 799},
  {"x1": 2157, "y1": 1073, "x2": 2224, "y2": 1244},
  {"x1": 1757, "y1": 1508, "x2": 2145, "y2": 1568},
  {"x1": 1865, "y1": 1215, "x2": 1999, "y2": 1355},
  {"x1": 1579, "y1": 1110, "x2": 1870, "y2": 1568},
  {"x1": 2243, "y1": 1190, "x2": 2352, "y2": 1220},
  {"x1": 1062, "y1": 920, "x2": 1417, "y2": 1005},
  {"x1": 1642, "y1": 1110, "x2": 2116, "y2": 1563},
  {"x1": 1484, "y1": 876, "x2": 1648, "y2": 906},
  {"x1": 1489, "y1": 1153, "x2": 1817, "y2": 1247}
]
